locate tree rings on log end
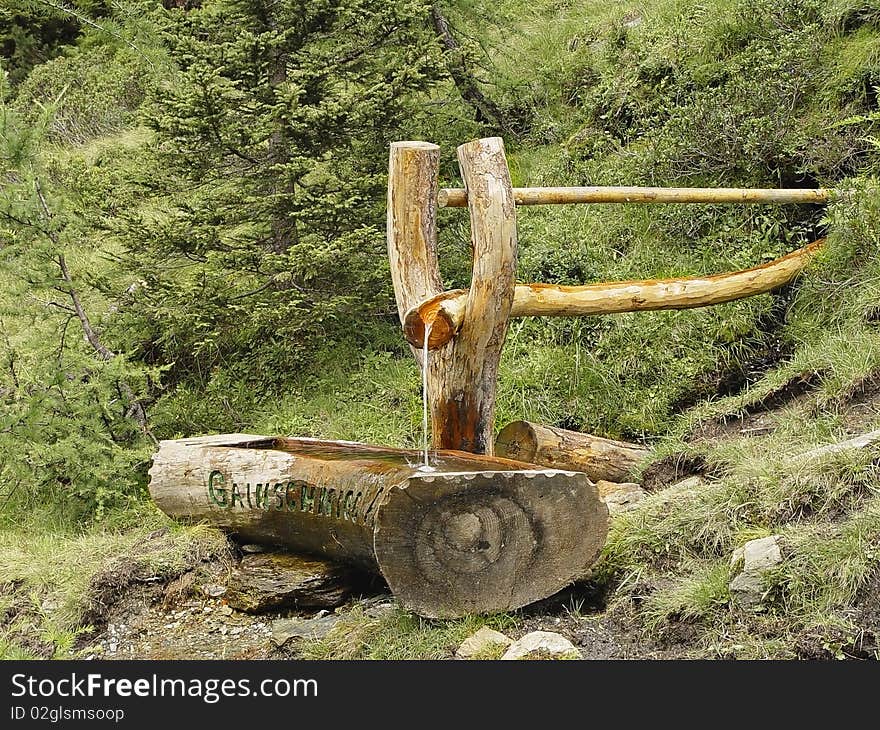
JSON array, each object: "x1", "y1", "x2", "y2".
[
  {"x1": 494, "y1": 421, "x2": 540, "y2": 463},
  {"x1": 402, "y1": 290, "x2": 465, "y2": 350},
  {"x1": 374, "y1": 470, "x2": 608, "y2": 618}
]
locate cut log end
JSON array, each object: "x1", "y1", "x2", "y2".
[
  {"x1": 374, "y1": 470, "x2": 608, "y2": 618},
  {"x1": 390, "y1": 141, "x2": 441, "y2": 152},
  {"x1": 494, "y1": 420, "x2": 539, "y2": 463},
  {"x1": 403, "y1": 294, "x2": 461, "y2": 350}
]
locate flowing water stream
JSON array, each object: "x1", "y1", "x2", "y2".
[{"x1": 421, "y1": 323, "x2": 435, "y2": 471}]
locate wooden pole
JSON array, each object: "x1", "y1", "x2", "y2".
[
  {"x1": 149, "y1": 434, "x2": 608, "y2": 618},
  {"x1": 495, "y1": 421, "x2": 649, "y2": 482},
  {"x1": 387, "y1": 138, "x2": 518, "y2": 454},
  {"x1": 404, "y1": 238, "x2": 825, "y2": 350},
  {"x1": 439, "y1": 185, "x2": 833, "y2": 207},
  {"x1": 428, "y1": 137, "x2": 517, "y2": 454}
]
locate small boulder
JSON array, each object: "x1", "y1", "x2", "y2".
[
  {"x1": 601, "y1": 483, "x2": 647, "y2": 514},
  {"x1": 271, "y1": 613, "x2": 341, "y2": 646},
  {"x1": 669, "y1": 475, "x2": 705, "y2": 492},
  {"x1": 500, "y1": 631, "x2": 580, "y2": 660},
  {"x1": 240, "y1": 543, "x2": 267, "y2": 554},
  {"x1": 225, "y1": 552, "x2": 355, "y2": 613},
  {"x1": 456, "y1": 627, "x2": 513, "y2": 659},
  {"x1": 729, "y1": 535, "x2": 784, "y2": 610},
  {"x1": 594, "y1": 480, "x2": 641, "y2": 498}
]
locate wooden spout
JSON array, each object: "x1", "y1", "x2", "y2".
[{"x1": 404, "y1": 238, "x2": 825, "y2": 350}]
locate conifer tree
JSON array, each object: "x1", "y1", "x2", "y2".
[{"x1": 121, "y1": 0, "x2": 444, "y2": 385}]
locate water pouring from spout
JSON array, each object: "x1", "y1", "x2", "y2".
[{"x1": 420, "y1": 322, "x2": 435, "y2": 471}]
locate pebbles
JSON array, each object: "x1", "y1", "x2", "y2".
[{"x1": 95, "y1": 598, "x2": 273, "y2": 660}]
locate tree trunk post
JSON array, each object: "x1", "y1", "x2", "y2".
[
  {"x1": 386, "y1": 141, "x2": 445, "y2": 369},
  {"x1": 387, "y1": 137, "x2": 517, "y2": 455}
]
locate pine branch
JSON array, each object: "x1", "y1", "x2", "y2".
[{"x1": 33, "y1": 0, "x2": 155, "y2": 69}]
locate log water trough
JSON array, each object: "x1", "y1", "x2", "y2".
[{"x1": 149, "y1": 434, "x2": 607, "y2": 618}]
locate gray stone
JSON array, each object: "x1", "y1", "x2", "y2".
[
  {"x1": 363, "y1": 602, "x2": 396, "y2": 619},
  {"x1": 225, "y1": 552, "x2": 355, "y2": 613},
  {"x1": 729, "y1": 535, "x2": 784, "y2": 610},
  {"x1": 240, "y1": 544, "x2": 266, "y2": 554},
  {"x1": 270, "y1": 613, "x2": 341, "y2": 646},
  {"x1": 669, "y1": 475, "x2": 705, "y2": 492},
  {"x1": 500, "y1": 631, "x2": 580, "y2": 660},
  {"x1": 456, "y1": 627, "x2": 513, "y2": 659},
  {"x1": 201, "y1": 583, "x2": 227, "y2": 598},
  {"x1": 603, "y1": 484, "x2": 647, "y2": 515}
]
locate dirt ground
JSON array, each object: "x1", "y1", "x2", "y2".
[
  {"x1": 57, "y1": 555, "x2": 657, "y2": 660},
  {"x1": 73, "y1": 562, "x2": 693, "y2": 661}
]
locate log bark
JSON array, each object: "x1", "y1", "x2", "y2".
[
  {"x1": 149, "y1": 434, "x2": 608, "y2": 618},
  {"x1": 387, "y1": 137, "x2": 517, "y2": 454},
  {"x1": 495, "y1": 421, "x2": 649, "y2": 483},
  {"x1": 438, "y1": 185, "x2": 832, "y2": 207},
  {"x1": 405, "y1": 239, "x2": 825, "y2": 349}
]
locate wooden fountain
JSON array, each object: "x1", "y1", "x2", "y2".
[{"x1": 149, "y1": 137, "x2": 829, "y2": 617}]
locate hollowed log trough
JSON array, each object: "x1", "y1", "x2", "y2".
[{"x1": 149, "y1": 434, "x2": 608, "y2": 618}]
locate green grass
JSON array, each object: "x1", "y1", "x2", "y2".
[
  {"x1": 0, "y1": 504, "x2": 229, "y2": 659},
  {"x1": 296, "y1": 607, "x2": 519, "y2": 660}
]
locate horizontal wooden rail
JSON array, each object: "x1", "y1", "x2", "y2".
[
  {"x1": 404, "y1": 239, "x2": 825, "y2": 349},
  {"x1": 438, "y1": 186, "x2": 833, "y2": 208}
]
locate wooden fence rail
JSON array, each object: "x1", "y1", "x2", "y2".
[{"x1": 438, "y1": 185, "x2": 833, "y2": 207}]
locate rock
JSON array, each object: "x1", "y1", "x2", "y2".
[
  {"x1": 201, "y1": 583, "x2": 227, "y2": 598},
  {"x1": 240, "y1": 544, "x2": 267, "y2": 554},
  {"x1": 456, "y1": 627, "x2": 513, "y2": 659},
  {"x1": 363, "y1": 602, "x2": 396, "y2": 619},
  {"x1": 729, "y1": 535, "x2": 784, "y2": 610},
  {"x1": 594, "y1": 480, "x2": 640, "y2": 497},
  {"x1": 669, "y1": 475, "x2": 705, "y2": 492},
  {"x1": 500, "y1": 631, "x2": 580, "y2": 660},
  {"x1": 271, "y1": 614, "x2": 341, "y2": 646},
  {"x1": 601, "y1": 483, "x2": 647, "y2": 514},
  {"x1": 225, "y1": 552, "x2": 356, "y2": 614}
]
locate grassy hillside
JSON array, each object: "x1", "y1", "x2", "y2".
[{"x1": 1, "y1": 0, "x2": 880, "y2": 658}]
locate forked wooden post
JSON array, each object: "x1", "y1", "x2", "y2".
[
  {"x1": 388, "y1": 137, "x2": 517, "y2": 454},
  {"x1": 389, "y1": 136, "x2": 830, "y2": 472}
]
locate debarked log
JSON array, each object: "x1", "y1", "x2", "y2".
[
  {"x1": 438, "y1": 185, "x2": 833, "y2": 208},
  {"x1": 148, "y1": 434, "x2": 608, "y2": 618},
  {"x1": 495, "y1": 421, "x2": 649, "y2": 483},
  {"x1": 404, "y1": 239, "x2": 825, "y2": 349}
]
